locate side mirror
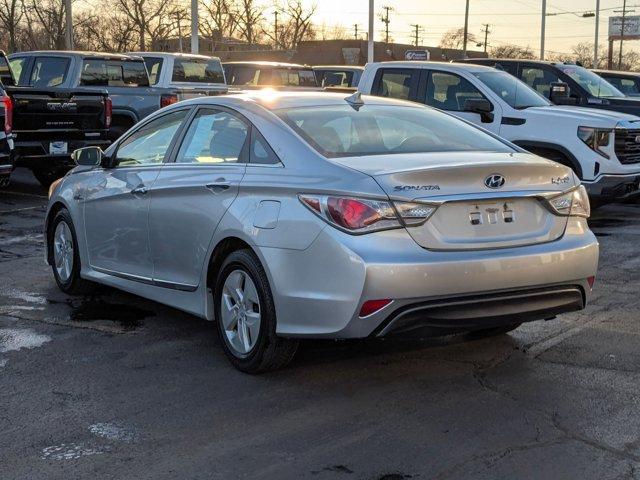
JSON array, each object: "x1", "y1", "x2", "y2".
[
  {"x1": 72, "y1": 147, "x2": 103, "y2": 167},
  {"x1": 549, "y1": 81, "x2": 576, "y2": 105},
  {"x1": 463, "y1": 98, "x2": 494, "y2": 123}
]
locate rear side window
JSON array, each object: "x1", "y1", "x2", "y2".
[
  {"x1": 176, "y1": 109, "x2": 249, "y2": 164},
  {"x1": 30, "y1": 57, "x2": 69, "y2": 87},
  {"x1": 143, "y1": 57, "x2": 164, "y2": 85},
  {"x1": 227, "y1": 66, "x2": 260, "y2": 85},
  {"x1": 270, "y1": 68, "x2": 316, "y2": 87},
  {"x1": 374, "y1": 69, "x2": 416, "y2": 100},
  {"x1": 317, "y1": 70, "x2": 355, "y2": 87},
  {"x1": 172, "y1": 58, "x2": 225, "y2": 84},
  {"x1": 604, "y1": 76, "x2": 640, "y2": 96},
  {"x1": 81, "y1": 59, "x2": 149, "y2": 87}
]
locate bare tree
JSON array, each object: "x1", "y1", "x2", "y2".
[
  {"x1": 235, "y1": 0, "x2": 264, "y2": 46},
  {"x1": 24, "y1": 0, "x2": 67, "y2": 49},
  {"x1": 115, "y1": 0, "x2": 176, "y2": 51},
  {"x1": 200, "y1": 0, "x2": 239, "y2": 43},
  {"x1": 0, "y1": 0, "x2": 24, "y2": 52},
  {"x1": 73, "y1": 10, "x2": 138, "y2": 52},
  {"x1": 489, "y1": 43, "x2": 535, "y2": 59},
  {"x1": 439, "y1": 27, "x2": 475, "y2": 50},
  {"x1": 269, "y1": 0, "x2": 315, "y2": 49}
]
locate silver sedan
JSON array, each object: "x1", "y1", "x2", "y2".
[{"x1": 45, "y1": 92, "x2": 599, "y2": 373}]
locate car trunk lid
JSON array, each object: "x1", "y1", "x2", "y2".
[{"x1": 333, "y1": 151, "x2": 574, "y2": 250}]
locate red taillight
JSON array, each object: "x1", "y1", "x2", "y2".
[
  {"x1": 2, "y1": 95, "x2": 12, "y2": 135},
  {"x1": 327, "y1": 197, "x2": 380, "y2": 230},
  {"x1": 359, "y1": 299, "x2": 392, "y2": 317},
  {"x1": 300, "y1": 195, "x2": 321, "y2": 213},
  {"x1": 104, "y1": 97, "x2": 112, "y2": 129},
  {"x1": 587, "y1": 276, "x2": 595, "y2": 289},
  {"x1": 160, "y1": 94, "x2": 178, "y2": 108}
]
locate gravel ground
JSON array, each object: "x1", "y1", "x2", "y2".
[{"x1": 1, "y1": 168, "x2": 640, "y2": 480}]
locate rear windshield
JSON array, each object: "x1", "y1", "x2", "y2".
[
  {"x1": 143, "y1": 57, "x2": 164, "y2": 85},
  {"x1": 277, "y1": 104, "x2": 512, "y2": 158},
  {"x1": 316, "y1": 70, "x2": 355, "y2": 87},
  {"x1": 80, "y1": 59, "x2": 150, "y2": 87},
  {"x1": 227, "y1": 66, "x2": 317, "y2": 87},
  {"x1": 30, "y1": 57, "x2": 69, "y2": 87},
  {"x1": 172, "y1": 58, "x2": 225, "y2": 84}
]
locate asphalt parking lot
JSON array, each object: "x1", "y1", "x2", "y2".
[{"x1": 1, "y1": 168, "x2": 640, "y2": 480}]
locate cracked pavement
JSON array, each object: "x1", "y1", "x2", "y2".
[{"x1": 2, "y1": 168, "x2": 640, "y2": 479}]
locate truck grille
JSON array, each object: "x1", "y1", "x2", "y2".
[{"x1": 615, "y1": 128, "x2": 640, "y2": 164}]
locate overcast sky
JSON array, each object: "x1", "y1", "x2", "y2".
[{"x1": 300, "y1": 0, "x2": 639, "y2": 55}]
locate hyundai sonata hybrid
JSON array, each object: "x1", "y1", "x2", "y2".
[{"x1": 45, "y1": 91, "x2": 599, "y2": 373}]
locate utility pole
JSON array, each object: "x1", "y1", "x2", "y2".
[
  {"x1": 368, "y1": 0, "x2": 374, "y2": 62},
  {"x1": 615, "y1": 0, "x2": 633, "y2": 69},
  {"x1": 410, "y1": 24, "x2": 422, "y2": 47},
  {"x1": 463, "y1": 0, "x2": 470, "y2": 56},
  {"x1": 274, "y1": 10, "x2": 279, "y2": 49},
  {"x1": 540, "y1": 0, "x2": 546, "y2": 60},
  {"x1": 64, "y1": 0, "x2": 73, "y2": 49},
  {"x1": 481, "y1": 23, "x2": 491, "y2": 52},
  {"x1": 190, "y1": 0, "x2": 198, "y2": 54},
  {"x1": 380, "y1": 5, "x2": 393, "y2": 44},
  {"x1": 354, "y1": 24, "x2": 359, "y2": 40},
  {"x1": 594, "y1": 0, "x2": 600, "y2": 67}
]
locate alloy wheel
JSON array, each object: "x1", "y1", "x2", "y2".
[
  {"x1": 220, "y1": 269, "x2": 262, "y2": 356},
  {"x1": 53, "y1": 221, "x2": 74, "y2": 283}
]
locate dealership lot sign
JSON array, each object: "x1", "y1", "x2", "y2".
[{"x1": 609, "y1": 15, "x2": 640, "y2": 40}]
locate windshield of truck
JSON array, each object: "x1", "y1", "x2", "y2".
[
  {"x1": 172, "y1": 58, "x2": 225, "y2": 84},
  {"x1": 30, "y1": 57, "x2": 69, "y2": 87},
  {"x1": 474, "y1": 71, "x2": 550, "y2": 109},
  {"x1": 560, "y1": 65, "x2": 623, "y2": 98}
]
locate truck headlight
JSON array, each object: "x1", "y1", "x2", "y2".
[
  {"x1": 547, "y1": 185, "x2": 590, "y2": 218},
  {"x1": 577, "y1": 126, "x2": 611, "y2": 159}
]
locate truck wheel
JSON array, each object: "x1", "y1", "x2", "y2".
[
  {"x1": 33, "y1": 168, "x2": 67, "y2": 189},
  {"x1": 213, "y1": 249, "x2": 298, "y2": 374}
]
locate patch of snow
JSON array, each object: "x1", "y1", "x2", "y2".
[
  {"x1": 89, "y1": 422, "x2": 137, "y2": 442},
  {"x1": 0, "y1": 328, "x2": 51, "y2": 353},
  {"x1": 41, "y1": 443, "x2": 106, "y2": 461}
]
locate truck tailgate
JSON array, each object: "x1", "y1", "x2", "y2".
[{"x1": 7, "y1": 87, "x2": 109, "y2": 134}]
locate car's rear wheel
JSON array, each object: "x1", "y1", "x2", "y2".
[
  {"x1": 214, "y1": 249, "x2": 298, "y2": 373},
  {"x1": 49, "y1": 209, "x2": 95, "y2": 295}
]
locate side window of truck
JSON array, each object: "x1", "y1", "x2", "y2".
[
  {"x1": 143, "y1": 57, "x2": 163, "y2": 85},
  {"x1": 373, "y1": 69, "x2": 417, "y2": 100},
  {"x1": 425, "y1": 71, "x2": 484, "y2": 111},
  {"x1": 519, "y1": 67, "x2": 560, "y2": 99}
]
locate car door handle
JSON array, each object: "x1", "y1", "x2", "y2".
[
  {"x1": 131, "y1": 186, "x2": 148, "y2": 195},
  {"x1": 205, "y1": 182, "x2": 231, "y2": 193}
]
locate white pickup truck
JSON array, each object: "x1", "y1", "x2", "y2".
[{"x1": 358, "y1": 61, "x2": 640, "y2": 204}]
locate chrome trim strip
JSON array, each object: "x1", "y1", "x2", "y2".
[{"x1": 93, "y1": 266, "x2": 198, "y2": 292}]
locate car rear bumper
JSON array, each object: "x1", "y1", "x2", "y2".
[
  {"x1": 583, "y1": 173, "x2": 640, "y2": 201},
  {"x1": 261, "y1": 218, "x2": 599, "y2": 339}
]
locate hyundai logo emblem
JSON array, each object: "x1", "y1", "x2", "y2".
[
  {"x1": 635, "y1": 135, "x2": 640, "y2": 143},
  {"x1": 484, "y1": 174, "x2": 506, "y2": 189}
]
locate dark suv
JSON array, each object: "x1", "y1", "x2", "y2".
[{"x1": 459, "y1": 58, "x2": 640, "y2": 116}]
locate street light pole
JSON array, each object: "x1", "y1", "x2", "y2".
[
  {"x1": 64, "y1": 0, "x2": 73, "y2": 49},
  {"x1": 368, "y1": 0, "x2": 374, "y2": 63},
  {"x1": 540, "y1": 0, "x2": 546, "y2": 60},
  {"x1": 462, "y1": 0, "x2": 470, "y2": 57},
  {"x1": 594, "y1": 0, "x2": 600, "y2": 67},
  {"x1": 191, "y1": 0, "x2": 199, "y2": 54}
]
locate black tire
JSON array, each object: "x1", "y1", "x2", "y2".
[
  {"x1": 469, "y1": 322, "x2": 523, "y2": 339},
  {"x1": 33, "y1": 168, "x2": 67, "y2": 189},
  {"x1": 213, "y1": 249, "x2": 298, "y2": 374},
  {"x1": 48, "y1": 208, "x2": 96, "y2": 295}
]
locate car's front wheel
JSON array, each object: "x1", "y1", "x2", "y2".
[
  {"x1": 48, "y1": 209, "x2": 95, "y2": 295},
  {"x1": 214, "y1": 249, "x2": 298, "y2": 373}
]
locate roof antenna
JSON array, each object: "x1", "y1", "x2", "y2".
[{"x1": 345, "y1": 91, "x2": 365, "y2": 111}]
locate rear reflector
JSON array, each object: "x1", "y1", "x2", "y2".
[
  {"x1": 359, "y1": 299, "x2": 392, "y2": 317},
  {"x1": 2, "y1": 95, "x2": 12, "y2": 135},
  {"x1": 587, "y1": 276, "x2": 595, "y2": 289}
]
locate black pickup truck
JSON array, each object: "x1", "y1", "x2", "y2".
[{"x1": 0, "y1": 51, "x2": 111, "y2": 187}]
